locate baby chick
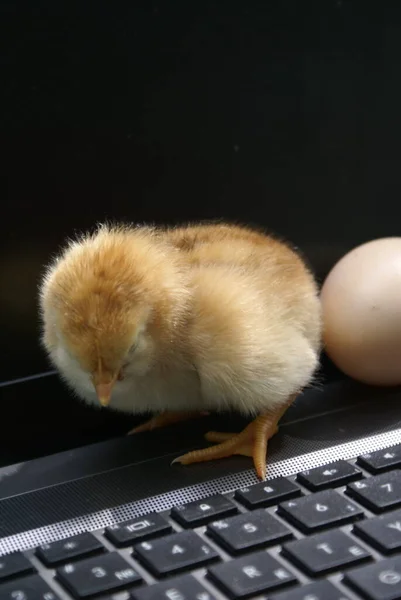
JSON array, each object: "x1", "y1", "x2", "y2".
[{"x1": 39, "y1": 222, "x2": 322, "y2": 479}]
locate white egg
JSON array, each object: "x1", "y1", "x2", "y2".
[{"x1": 321, "y1": 237, "x2": 401, "y2": 386}]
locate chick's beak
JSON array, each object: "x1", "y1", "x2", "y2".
[
  {"x1": 95, "y1": 381, "x2": 114, "y2": 407},
  {"x1": 92, "y1": 371, "x2": 119, "y2": 407}
]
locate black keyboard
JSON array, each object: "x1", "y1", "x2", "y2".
[{"x1": 1, "y1": 446, "x2": 401, "y2": 600}]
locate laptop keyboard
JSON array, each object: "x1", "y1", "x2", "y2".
[{"x1": 1, "y1": 447, "x2": 401, "y2": 600}]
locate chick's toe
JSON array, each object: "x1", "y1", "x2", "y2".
[
  {"x1": 128, "y1": 410, "x2": 208, "y2": 434},
  {"x1": 172, "y1": 394, "x2": 297, "y2": 480}
]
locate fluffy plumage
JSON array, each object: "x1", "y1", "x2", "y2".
[{"x1": 39, "y1": 222, "x2": 322, "y2": 419}]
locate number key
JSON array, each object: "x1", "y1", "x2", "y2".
[
  {"x1": 207, "y1": 509, "x2": 293, "y2": 555},
  {"x1": 57, "y1": 552, "x2": 141, "y2": 598},
  {"x1": 134, "y1": 531, "x2": 219, "y2": 578},
  {"x1": 0, "y1": 575, "x2": 59, "y2": 600},
  {"x1": 347, "y1": 470, "x2": 401, "y2": 513},
  {"x1": 277, "y1": 490, "x2": 363, "y2": 534}
]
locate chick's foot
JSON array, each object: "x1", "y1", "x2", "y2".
[
  {"x1": 128, "y1": 410, "x2": 209, "y2": 434},
  {"x1": 172, "y1": 396, "x2": 296, "y2": 480}
]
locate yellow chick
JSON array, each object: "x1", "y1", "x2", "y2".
[{"x1": 39, "y1": 222, "x2": 322, "y2": 479}]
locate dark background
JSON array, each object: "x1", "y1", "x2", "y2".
[{"x1": 1, "y1": 0, "x2": 400, "y2": 464}]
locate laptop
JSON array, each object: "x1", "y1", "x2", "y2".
[
  {"x1": 2, "y1": 1, "x2": 401, "y2": 597},
  {"x1": 1, "y1": 369, "x2": 401, "y2": 600}
]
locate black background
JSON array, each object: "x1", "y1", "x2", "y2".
[{"x1": 1, "y1": 0, "x2": 400, "y2": 463}]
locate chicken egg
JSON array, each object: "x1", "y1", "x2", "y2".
[{"x1": 321, "y1": 237, "x2": 401, "y2": 386}]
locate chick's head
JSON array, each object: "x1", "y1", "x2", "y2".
[{"x1": 39, "y1": 226, "x2": 189, "y2": 407}]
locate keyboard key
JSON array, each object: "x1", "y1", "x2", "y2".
[
  {"x1": 0, "y1": 553, "x2": 35, "y2": 582},
  {"x1": 105, "y1": 513, "x2": 172, "y2": 547},
  {"x1": 270, "y1": 581, "x2": 352, "y2": 600},
  {"x1": 296, "y1": 461, "x2": 363, "y2": 492},
  {"x1": 282, "y1": 530, "x2": 371, "y2": 576},
  {"x1": 235, "y1": 478, "x2": 301, "y2": 509},
  {"x1": 36, "y1": 532, "x2": 104, "y2": 566},
  {"x1": 171, "y1": 494, "x2": 237, "y2": 528},
  {"x1": 347, "y1": 471, "x2": 401, "y2": 513},
  {"x1": 0, "y1": 575, "x2": 59, "y2": 600},
  {"x1": 207, "y1": 550, "x2": 297, "y2": 599},
  {"x1": 353, "y1": 509, "x2": 401, "y2": 554},
  {"x1": 134, "y1": 531, "x2": 218, "y2": 578},
  {"x1": 344, "y1": 556, "x2": 401, "y2": 600},
  {"x1": 131, "y1": 575, "x2": 218, "y2": 600},
  {"x1": 57, "y1": 552, "x2": 141, "y2": 598},
  {"x1": 206, "y1": 509, "x2": 293, "y2": 555},
  {"x1": 277, "y1": 490, "x2": 363, "y2": 533},
  {"x1": 358, "y1": 446, "x2": 401, "y2": 474}
]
